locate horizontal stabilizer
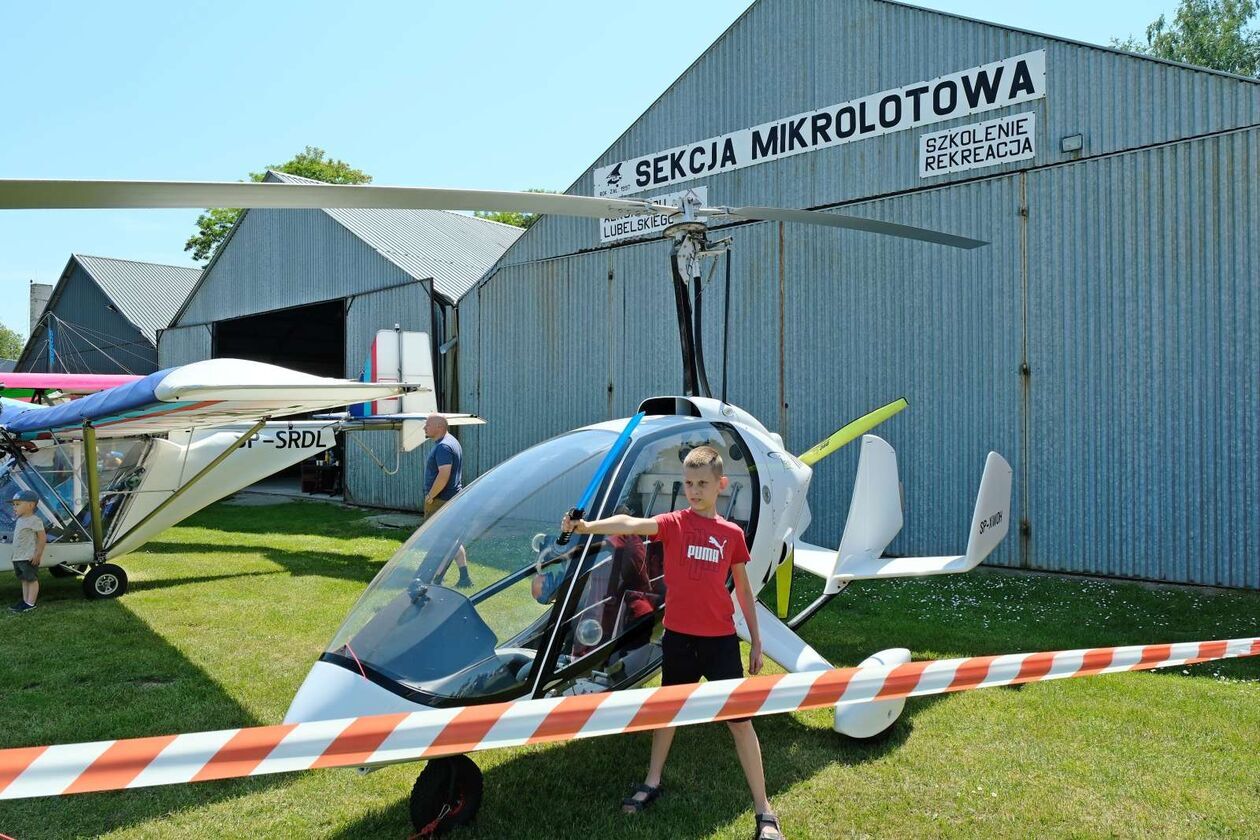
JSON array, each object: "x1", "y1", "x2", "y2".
[{"x1": 832, "y1": 450, "x2": 1012, "y2": 582}]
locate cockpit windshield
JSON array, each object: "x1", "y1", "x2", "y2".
[
  {"x1": 325, "y1": 428, "x2": 619, "y2": 702},
  {"x1": 0, "y1": 438, "x2": 148, "y2": 545}
]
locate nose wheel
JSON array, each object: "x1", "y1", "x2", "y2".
[{"x1": 409, "y1": 754, "x2": 483, "y2": 836}]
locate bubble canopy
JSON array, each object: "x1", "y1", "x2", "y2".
[{"x1": 321, "y1": 417, "x2": 759, "y2": 706}]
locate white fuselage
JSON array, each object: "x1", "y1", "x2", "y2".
[{"x1": 0, "y1": 421, "x2": 338, "y2": 570}]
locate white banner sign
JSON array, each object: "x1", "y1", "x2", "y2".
[
  {"x1": 599, "y1": 187, "x2": 707, "y2": 244},
  {"x1": 919, "y1": 112, "x2": 1036, "y2": 177},
  {"x1": 594, "y1": 51, "x2": 1046, "y2": 197}
]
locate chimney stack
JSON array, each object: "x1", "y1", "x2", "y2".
[{"x1": 29, "y1": 281, "x2": 52, "y2": 335}]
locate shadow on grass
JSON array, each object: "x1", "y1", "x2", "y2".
[
  {"x1": 0, "y1": 594, "x2": 285, "y2": 840},
  {"x1": 138, "y1": 541, "x2": 384, "y2": 587},
  {"x1": 177, "y1": 499, "x2": 400, "y2": 540}
]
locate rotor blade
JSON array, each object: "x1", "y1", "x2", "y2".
[
  {"x1": 0, "y1": 179, "x2": 677, "y2": 220},
  {"x1": 797, "y1": 397, "x2": 909, "y2": 466},
  {"x1": 710, "y1": 205, "x2": 988, "y2": 249}
]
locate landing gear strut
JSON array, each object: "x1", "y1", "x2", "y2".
[
  {"x1": 409, "y1": 754, "x2": 483, "y2": 836},
  {"x1": 49, "y1": 563, "x2": 88, "y2": 579}
]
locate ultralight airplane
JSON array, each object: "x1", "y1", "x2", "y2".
[
  {"x1": 0, "y1": 178, "x2": 1246, "y2": 837},
  {"x1": 0, "y1": 328, "x2": 479, "y2": 599}
]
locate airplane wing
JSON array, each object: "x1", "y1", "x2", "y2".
[
  {"x1": 0, "y1": 637, "x2": 1252, "y2": 799},
  {"x1": 0, "y1": 359, "x2": 411, "y2": 441}
]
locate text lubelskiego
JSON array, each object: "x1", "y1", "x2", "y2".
[
  {"x1": 599, "y1": 187, "x2": 708, "y2": 244},
  {"x1": 594, "y1": 51, "x2": 1046, "y2": 197},
  {"x1": 919, "y1": 112, "x2": 1036, "y2": 177}
]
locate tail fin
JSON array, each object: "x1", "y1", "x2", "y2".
[
  {"x1": 790, "y1": 435, "x2": 904, "y2": 594},
  {"x1": 351, "y1": 328, "x2": 437, "y2": 418}
]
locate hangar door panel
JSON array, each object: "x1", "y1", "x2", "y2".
[
  {"x1": 1026, "y1": 130, "x2": 1259, "y2": 588},
  {"x1": 157, "y1": 324, "x2": 211, "y2": 368}
]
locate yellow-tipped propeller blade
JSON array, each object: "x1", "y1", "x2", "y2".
[{"x1": 796, "y1": 398, "x2": 909, "y2": 466}]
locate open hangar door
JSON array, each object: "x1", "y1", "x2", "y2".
[
  {"x1": 212, "y1": 298, "x2": 348, "y2": 495},
  {"x1": 213, "y1": 298, "x2": 346, "y2": 378}
]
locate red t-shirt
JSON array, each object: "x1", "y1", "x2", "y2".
[{"x1": 651, "y1": 508, "x2": 750, "y2": 636}]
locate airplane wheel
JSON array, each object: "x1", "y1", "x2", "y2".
[
  {"x1": 409, "y1": 755, "x2": 483, "y2": 836},
  {"x1": 83, "y1": 564, "x2": 128, "y2": 599}
]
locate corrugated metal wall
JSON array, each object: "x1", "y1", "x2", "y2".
[
  {"x1": 171, "y1": 209, "x2": 418, "y2": 328},
  {"x1": 343, "y1": 281, "x2": 433, "y2": 510},
  {"x1": 457, "y1": 0, "x2": 1258, "y2": 587},
  {"x1": 21, "y1": 263, "x2": 157, "y2": 374},
  {"x1": 504, "y1": 0, "x2": 1259, "y2": 266},
  {"x1": 155, "y1": 324, "x2": 211, "y2": 367},
  {"x1": 1025, "y1": 128, "x2": 1259, "y2": 588}
]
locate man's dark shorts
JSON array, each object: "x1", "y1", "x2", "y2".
[
  {"x1": 12, "y1": 561, "x2": 38, "y2": 582},
  {"x1": 661, "y1": 630, "x2": 749, "y2": 721}
]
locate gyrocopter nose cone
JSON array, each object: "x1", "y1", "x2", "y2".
[
  {"x1": 284, "y1": 661, "x2": 421, "y2": 724},
  {"x1": 833, "y1": 647, "x2": 912, "y2": 740}
]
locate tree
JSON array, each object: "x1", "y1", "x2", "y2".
[
  {"x1": 474, "y1": 189, "x2": 557, "y2": 229},
  {"x1": 0, "y1": 323, "x2": 23, "y2": 360},
  {"x1": 184, "y1": 146, "x2": 372, "y2": 262},
  {"x1": 1113, "y1": 0, "x2": 1259, "y2": 77}
]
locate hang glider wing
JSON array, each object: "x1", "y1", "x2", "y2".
[
  {"x1": 0, "y1": 372, "x2": 143, "y2": 398},
  {"x1": 0, "y1": 360, "x2": 411, "y2": 440}
]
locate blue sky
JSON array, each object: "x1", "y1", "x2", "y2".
[{"x1": 0, "y1": 0, "x2": 1175, "y2": 339}]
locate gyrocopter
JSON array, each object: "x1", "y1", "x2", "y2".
[
  {"x1": 0, "y1": 329, "x2": 478, "y2": 599},
  {"x1": 0, "y1": 178, "x2": 1252, "y2": 837}
]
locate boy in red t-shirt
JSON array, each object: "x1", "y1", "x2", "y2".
[{"x1": 563, "y1": 445, "x2": 783, "y2": 840}]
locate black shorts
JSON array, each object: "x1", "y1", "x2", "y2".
[{"x1": 661, "y1": 630, "x2": 744, "y2": 686}]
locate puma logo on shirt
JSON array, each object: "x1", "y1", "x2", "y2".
[{"x1": 686, "y1": 536, "x2": 729, "y2": 564}]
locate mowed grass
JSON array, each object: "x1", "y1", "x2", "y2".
[{"x1": 0, "y1": 498, "x2": 1255, "y2": 839}]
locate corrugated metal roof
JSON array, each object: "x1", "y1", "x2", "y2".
[
  {"x1": 73, "y1": 255, "x2": 201, "y2": 343},
  {"x1": 265, "y1": 171, "x2": 522, "y2": 302}
]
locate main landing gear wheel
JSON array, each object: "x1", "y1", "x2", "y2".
[
  {"x1": 409, "y1": 755, "x2": 483, "y2": 836},
  {"x1": 82, "y1": 564, "x2": 128, "y2": 599}
]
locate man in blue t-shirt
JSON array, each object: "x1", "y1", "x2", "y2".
[{"x1": 423, "y1": 414, "x2": 471, "y2": 588}]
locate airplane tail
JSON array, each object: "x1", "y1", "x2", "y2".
[
  {"x1": 347, "y1": 328, "x2": 483, "y2": 451},
  {"x1": 793, "y1": 435, "x2": 1012, "y2": 589}
]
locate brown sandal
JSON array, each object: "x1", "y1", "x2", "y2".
[{"x1": 755, "y1": 812, "x2": 785, "y2": 840}]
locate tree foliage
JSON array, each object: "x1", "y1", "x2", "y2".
[
  {"x1": 474, "y1": 189, "x2": 557, "y2": 229},
  {"x1": 0, "y1": 323, "x2": 25, "y2": 360},
  {"x1": 184, "y1": 146, "x2": 372, "y2": 262},
  {"x1": 1113, "y1": 0, "x2": 1259, "y2": 76}
]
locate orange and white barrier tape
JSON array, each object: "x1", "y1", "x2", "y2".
[{"x1": 1, "y1": 637, "x2": 1255, "y2": 800}]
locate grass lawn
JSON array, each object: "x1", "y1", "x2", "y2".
[{"x1": 0, "y1": 498, "x2": 1256, "y2": 839}]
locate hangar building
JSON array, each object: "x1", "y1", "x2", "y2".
[
  {"x1": 157, "y1": 170, "x2": 522, "y2": 509},
  {"x1": 18, "y1": 254, "x2": 200, "y2": 375},
  {"x1": 456, "y1": 0, "x2": 1259, "y2": 588}
]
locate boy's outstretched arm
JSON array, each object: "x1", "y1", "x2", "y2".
[
  {"x1": 731, "y1": 564, "x2": 763, "y2": 675},
  {"x1": 562, "y1": 513, "x2": 659, "y2": 537}
]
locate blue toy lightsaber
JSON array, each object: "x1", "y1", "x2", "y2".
[{"x1": 557, "y1": 411, "x2": 645, "y2": 545}]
